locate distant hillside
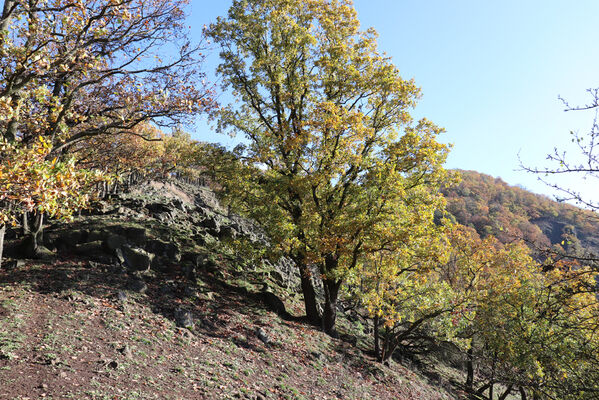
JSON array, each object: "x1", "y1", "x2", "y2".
[{"x1": 442, "y1": 170, "x2": 599, "y2": 255}]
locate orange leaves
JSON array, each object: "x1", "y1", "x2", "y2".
[{"x1": 0, "y1": 137, "x2": 105, "y2": 224}]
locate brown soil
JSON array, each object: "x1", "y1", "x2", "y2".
[{"x1": 0, "y1": 258, "x2": 458, "y2": 400}]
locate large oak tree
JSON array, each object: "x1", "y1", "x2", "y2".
[{"x1": 207, "y1": 0, "x2": 450, "y2": 334}]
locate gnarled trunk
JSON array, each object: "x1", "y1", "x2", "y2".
[
  {"x1": 322, "y1": 277, "x2": 341, "y2": 335},
  {"x1": 297, "y1": 261, "x2": 321, "y2": 326},
  {"x1": 23, "y1": 212, "x2": 44, "y2": 258},
  {"x1": 322, "y1": 254, "x2": 342, "y2": 335},
  {"x1": 0, "y1": 0, "x2": 16, "y2": 37}
]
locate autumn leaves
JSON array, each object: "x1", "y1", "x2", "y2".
[{"x1": 1, "y1": 1, "x2": 599, "y2": 398}]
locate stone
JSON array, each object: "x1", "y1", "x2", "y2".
[
  {"x1": 62, "y1": 229, "x2": 88, "y2": 246},
  {"x1": 182, "y1": 264, "x2": 196, "y2": 281},
  {"x1": 87, "y1": 230, "x2": 105, "y2": 242},
  {"x1": 123, "y1": 227, "x2": 147, "y2": 245},
  {"x1": 198, "y1": 291, "x2": 215, "y2": 301},
  {"x1": 73, "y1": 241, "x2": 105, "y2": 256},
  {"x1": 105, "y1": 234, "x2": 127, "y2": 252},
  {"x1": 121, "y1": 245, "x2": 154, "y2": 271},
  {"x1": 114, "y1": 248, "x2": 125, "y2": 265},
  {"x1": 145, "y1": 202, "x2": 172, "y2": 214},
  {"x1": 310, "y1": 351, "x2": 325, "y2": 362},
  {"x1": 116, "y1": 290, "x2": 128, "y2": 302},
  {"x1": 174, "y1": 307, "x2": 194, "y2": 329},
  {"x1": 183, "y1": 286, "x2": 198, "y2": 298},
  {"x1": 256, "y1": 327, "x2": 271, "y2": 345},
  {"x1": 2, "y1": 259, "x2": 25, "y2": 270},
  {"x1": 270, "y1": 270, "x2": 285, "y2": 285},
  {"x1": 118, "y1": 344, "x2": 132, "y2": 359},
  {"x1": 259, "y1": 283, "x2": 291, "y2": 319},
  {"x1": 127, "y1": 279, "x2": 148, "y2": 294},
  {"x1": 160, "y1": 283, "x2": 175, "y2": 296},
  {"x1": 201, "y1": 215, "x2": 221, "y2": 233}
]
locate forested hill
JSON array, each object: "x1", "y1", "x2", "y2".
[{"x1": 442, "y1": 170, "x2": 599, "y2": 255}]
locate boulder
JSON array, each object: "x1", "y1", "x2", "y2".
[
  {"x1": 121, "y1": 245, "x2": 154, "y2": 271},
  {"x1": 174, "y1": 307, "x2": 194, "y2": 329},
  {"x1": 114, "y1": 248, "x2": 125, "y2": 265},
  {"x1": 2, "y1": 259, "x2": 25, "y2": 270},
  {"x1": 127, "y1": 278, "x2": 148, "y2": 294},
  {"x1": 255, "y1": 327, "x2": 271, "y2": 345},
  {"x1": 116, "y1": 290, "x2": 128, "y2": 302},
  {"x1": 182, "y1": 264, "x2": 196, "y2": 281},
  {"x1": 105, "y1": 234, "x2": 127, "y2": 252},
  {"x1": 73, "y1": 241, "x2": 105, "y2": 256},
  {"x1": 145, "y1": 202, "x2": 173, "y2": 215},
  {"x1": 147, "y1": 239, "x2": 181, "y2": 262},
  {"x1": 63, "y1": 229, "x2": 89, "y2": 246},
  {"x1": 87, "y1": 230, "x2": 106, "y2": 242}
]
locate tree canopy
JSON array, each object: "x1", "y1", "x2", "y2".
[{"x1": 207, "y1": 0, "x2": 451, "y2": 333}]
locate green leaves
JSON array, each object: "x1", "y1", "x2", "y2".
[{"x1": 208, "y1": 0, "x2": 451, "y2": 332}]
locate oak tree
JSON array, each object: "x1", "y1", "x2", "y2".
[{"x1": 208, "y1": 0, "x2": 450, "y2": 333}]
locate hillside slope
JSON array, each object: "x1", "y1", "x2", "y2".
[
  {"x1": 0, "y1": 180, "x2": 458, "y2": 400},
  {"x1": 442, "y1": 170, "x2": 599, "y2": 255}
]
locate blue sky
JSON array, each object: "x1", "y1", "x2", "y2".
[{"x1": 187, "y1": 1, "x2": 599, "y2": 199}]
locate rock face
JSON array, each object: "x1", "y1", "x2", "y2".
[
  {"x1": 258, "y1": 283, "x2": 292, "y2": 320},
  {"x1": 32, "y1": 179, "x2": 303, "y2": 318},
  {"x1": 45, "y1": 178, "x2": 295, "y2": 272}
]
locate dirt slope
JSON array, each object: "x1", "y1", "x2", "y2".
[{"x1": 0, "y1": 181, "x2": 459, "y2": 400}]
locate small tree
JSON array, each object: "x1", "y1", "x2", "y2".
[
  {"x1": 346, "y1": 224, "x2": 466, "y2": 363},
  {"x1": 208, "y1": 0, "x2": 451, "y2": 333},
  {"x1": 446, "y1": 226, "x2": 599, "y2": 400},
  {"x1": 0, "y1": 0, "x2": 213, "y2": 255},
  {"x1": 0, "y1": 136, "x2": 104, "y2": 263}
]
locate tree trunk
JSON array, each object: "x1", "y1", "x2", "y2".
[
  {"x1": 466, "y1": 345, "x2": 474, "y2": 394},
  {"x1": 322, "y1": 277, "x2": 342, "y2": 335},
  {"x1": 295, "y1": 258, "x2": 321, "y2": 326},
  {"x1": 0, "y1": 224, "x2": 5, "y2": 268},
  {"x1": 374, "y1": 315, "x2": 381, "y2": 362},
  {"x1": 23, "y1": 212, "x2": 44, "y2": 257},
  {"x1": 0, "y1": 0, "x2": 15, "y2": 36},
  {"x1": 4, "y1": 94, "x2": 21, "y2": 141},
  {"x1": 322, "y1": 254, "x2": 342, "y2": 335},
  {"x1": 488, "y1": 352, "x2": 497, "y2": 400},
  {"x1": 381, "y1": 327, "x2": 389, "y2": 361},
  {"x1": 1, "y1": 2, "x2": 20, "y2": 137}
]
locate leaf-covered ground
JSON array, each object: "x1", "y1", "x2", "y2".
[{"x1": 0, "y1": 257, "x2": 459, "y2": 400}]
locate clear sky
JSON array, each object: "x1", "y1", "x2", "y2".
[{"x1": 187, "y1": 0, "x2": 599, "y2": 200}]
